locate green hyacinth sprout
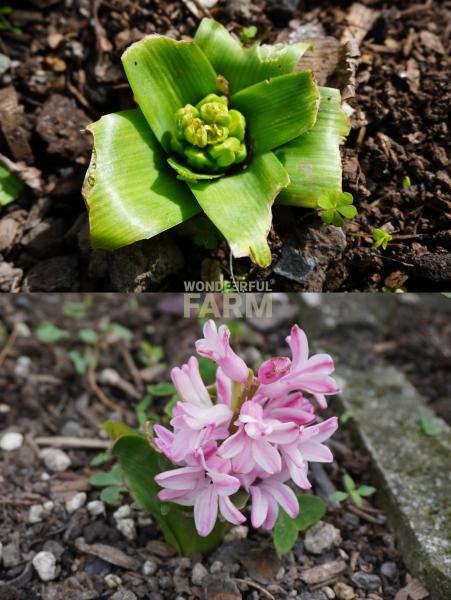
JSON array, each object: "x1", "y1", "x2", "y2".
[{"x1": 83, "y1": 19, "x2": 354, "y2": 267}]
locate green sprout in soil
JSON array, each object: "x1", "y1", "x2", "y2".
[
  {"x1": 82, "y1": 18, "x2": 354, "y2": 268},
  {"x1": 402, "y1": 175, "x2": 412, "y2": 189},
  {"x1": 372, "y1": 228, "x2": 393, "y2": 250},
  {"x1": 329, "y1": 474, "x2": 376, "y2": 507},
  {"x1": 0, "y1": 7, "x2": 21, "y2": 34}
]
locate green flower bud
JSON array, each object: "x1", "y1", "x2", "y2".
[
  {"x1": 234, "y1": 143, "x2": 247, "y2": 164},
  {"x1": 170, "y1": 136, "x2": 186, "y2": 156},
  {"x1": 228, "y1": 109, "x2": 246, "y2": 141},
  {"x1": 184, "y1": 118, "x2": 208, "y2": 148},
  {"x1": 175, "y1": 104, "x2": 199, "y2": 137},
  {"x1": 184, "y1": 146, "x2": 216, "y2": 170},
  {"x1": 206, "y1": 124, "x2": 229, "y2": 144},
  {"x1": 196, "y1": 93, "x2": 227, "y2": 109},
  {"x1": 209, "y1": 137, "x2": 241, "y2": 168},
  {"x1": 200, "y1": 102, "x2": 231, "y2": 126}
]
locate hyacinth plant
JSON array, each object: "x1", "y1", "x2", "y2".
[
  {"x1": 112, "y1": 321, "x2": 340, "y2": 555},
  {"x1": 82, "y1": 19, "x2": 354, "y2": 268}
]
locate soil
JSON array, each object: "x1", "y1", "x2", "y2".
[
  {"x1": 1, "y1": 293, "x2": 448, "y2": 599},
  {"x1": 0, "y1": 0, "x2": 449, "y2": 293}
]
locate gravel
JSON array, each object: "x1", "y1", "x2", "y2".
[
  {"x1": 39, "y1": 447, "x2": 71, "y2": 472},
  {"x1": 87, "y1": 500, "x2": 106, "y2": 516},
  {"x1": 116, "y1": 517, "x2": 136, "y2": 540},
  {"x1": 28, "y1": 504, "x2": 45, "y2": 523},
  {"x1": 0, "y1": 431, "x2": 24, "y2": 451},
  {"x1": 65, "y1": 492, "x2": 87, "y2": 513},
  {"x1": 351, "y1": 571, "x2": 382, "y2": 591},
  {"x1": 191, "y1": 562, "x2": 208, "y2": 585},
  {"x1": 380, "y1": 561, "x2": 398, "y2": 580},
  {"x1": 334, "y1": 581, "x2": 356, "y2": 599},
  {"x1": 32, "y1": 551, "x2": 57, "y2": 581},
  {"x1": 304, "y1": 521, "x2": 343, "y2": 555}
]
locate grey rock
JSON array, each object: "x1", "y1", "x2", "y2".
[
  {"x1": 28, "y1": 504, "x2": 45, "y2": 523},
  {"x1": 210, "y1": 560, "x2": 223, "y2": 574},
  {"x1": 380, "y1": 561, "x2": 397, "y2": 580},
  {"x1": 61, "y1": 420, "x2": 81, "y2": 437},
  {"x1": 273, "y1": 247, "x2": 316, "y2": 284},
  {"x1": 2, "y1": 541, "x2": 21, "y2": 568},
  {"x1": 304, "y1": 521, "x2": 342, "y2": 555},
  {"x1": 40, "y1": 448, "x2": 71, "y2": 472},
  {"x1": 298, "y1": 592, "x2": 327, "y2": 600},
  {"x1": 0, "y1": 262, "x2": 23, "y2": 292},
  {"x1": 110, "y1": 590, "x2": 137, "y2": 600},
  {"x1": 0, "y1": 53, "x2": 12, "y2": 76},
  {"x1": 32, "y1": 551, "x2": 57, "y2": 581},
  {"x1": 116, "y1": 517, "x2": 136, "y2": 541},
  {"x1": 42, "y1": 540, "x2": 65, "y2": 560},
  {"x1": 338, "y1": 366, "x2": 451, "y2": 598},
  {"x1": 87, "y1": 500, "x2": 105, "y2": 517},
  {"x1": 109, "y1": 235, "x2": 184, "y2": 292},
  {"x1": 351, "y1": 571, "x2": 381, "y2": 591},
  {"x1": 65, "y1": 492, "x2": 87, "y2": 513},
  {"x1": 143, "y1": 559, "x2": 158, "y2": 576},
  {"x1": 191, "y1": 561, "x2": 208, "y2": 585}
]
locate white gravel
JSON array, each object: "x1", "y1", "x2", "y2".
[
  {"x1": 65, "y1": 492, "x2": 87, "y2": 513},
  {"x1": 87, "y1": 500, "x2": 105, "y2": 516},
  {"x1": 116, "y1": 518, "x2": 136, "y2": 541},
  {"x1": 32, "y1": 551, "x2": 57, "y2": 581},
  {"x1": 40, "y1": 448, "x2": 71, "y2": 472},
  {"x1": 0, "y1": 431, "x2": 24, "y2": 451}
]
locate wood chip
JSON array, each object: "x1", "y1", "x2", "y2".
[
  {"x1": 341, "y1": 2, "x2": 380, "y2": 45},
  {"x1": 300, "y1": 559, "x2": 347, "y2": 585},
  {"x1": 75, "y1": 537, "x2": 140, "y2": 570},
  {"x1": 146, "y1": 539, "x2": 176, "y2": 557}
]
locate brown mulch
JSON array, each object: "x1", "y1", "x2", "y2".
[{"x1": 0, "y1": 0, "x2": 450, "y2": 292}]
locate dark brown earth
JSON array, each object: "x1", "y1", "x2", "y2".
[
  {"x1": 1, "y1": 293, "x2": 449, "y2": 598},
  {"x1": 0, "y1": 1, "x2": 450, "y2": 291}
]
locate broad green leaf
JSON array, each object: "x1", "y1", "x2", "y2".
[
  {"x1": 328, "y1": 491, "x2": 349, "y2": 503},
  {"x1": 0, "y1": 162, "x2": 24, "y2": 208},
  {"x1": 343, "y1": 474, "x2": 356, "y2": 492},
  {"x1": 164, "y1": 396, "x2": 178, "y2": 418},
  {"x1": 62, "y1": 301, "x2": 86, "y2": 319},
  {"x1": 35, "y1": 321, "x2": 70, "y2": 343},
  {"x1": 294, "y1": 494, "x2": 326, "y2": 531},
  {"x1": 99, "y1": 420, "x2": 134, "y2": 440},
  {"x1": 83, "y1": 109, "x2": 199, "y2": 250},
  {"x1": 113, "y1": 435, "x2": 226, "y2": 554},
  {"x1": 167, "y1": 157, "x2": 223, "y2": 182},
  {"x1": 122, "y1": 35, "x2": 220, "y2": 151},
  {"x1": 231, "y1": 70, "x2": 319, "y2": 154},
  {"x1": 189, "y1": 152, "x2": 290, "y2": 267},
  {"x1": 78, "y1": 328, "x2": 98, "y2": 344},
  {"x1": 68, "y1": 350, "x2": 96, "y2": 375},
  {"x1": 276, "y1": 87, "x2": 351, "y2": 207},
  {"x1": 90, "y1": 464, "x2": 123, "y2": 487},
  {"x1": 194, "y1": 18, "x2": 311, "y2": 94},
  {"x1": 418, "y1": 413, "x2": 439, "y2": 437},
  {"x1": 148, "y1": 382, "x2": 176, "y2": 397},
  {"x1": 90, "y1": 451, "x2": 110, "y2": 467},
  {"x1": 273, "y1": 508, "x2": 299, "y2": 555},
  {"x1": 100, "y1": 485, "x2": 125, "y2": 505},
  {"x1": 357, "y1": 485, "x2": 376, "y2": 497},
  {"x1": 350, "y1": 490, "x2": 363, "y2": 507},
  {"x1": 107, "y1": 323, "x2": 134, "y2": 342}
]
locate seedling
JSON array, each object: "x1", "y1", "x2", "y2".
[
  {"x1": 83, "y1": 19, "x2": 352, "y2": 268},
  {"x1": 0, "y1": 7, "x2": 21, "y2": 34},
  {"x1": 89, "y1": 464, "x2": 128, "y2": 505},
  {"x1": 35, "y1": 321, "x2": 70, "y2": 343},
  {"x1": 329, "y1": 474, "x2": 376, "y2": 507},
  {"x1": 0, "y1": 162, "x2": 24, "y2": 207},
  {"x1": 418, "y1": 411, "x2": 439, "y2": 437},
  {"x1": 372, "y1": 228, "x2": 393, "y2": 250},
  {"x1": 402, "y1": 175, "x2": 412, "y2": 189},
  {"x1": 240, "y1": 26, "x2": 258, "y2": 45},
  {"x1": 318, "y1": 191, "x2": 357, "y2": 227}
]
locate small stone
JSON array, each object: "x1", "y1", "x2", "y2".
[
  {"x1": 0, "y1": 53, "x2": 11, "y2": 76},
  {"x1": 110, "y1": 590, "x2": 138, "y2": 600},
  {"x1": 60, "y1": 420, "x2": 81, "y2": 437},
  {"x1": 105, "y1": 573, "x2": 122, "y2": 588},
  {"x1": 32, "y1": 551, "x2": 57, "y2": 581},
  {"x1": 87, "y1": 500, "x2": 105, "y2": 516},
  {"x1": 210, "y1": 560, "x2": 223, "y2": 574},
  {"x1": 299, "y1": 592, "x2": 327, "y2": 600},
  {"x1": 224, "y1": 525, "x2": 248, "y2": 541},
  {"x1": 65, "y1": 492, "x2": 87, "y2": 513},
  {"x1": 143, "y1": 559, "x2": 158, "y2": 576},
  {"x1": 43, "y1": 540, "x2": 65, "y2": 560},
  {"x1": 14, "y1": 356, "x2": 32, "y2": 378},
  {"x1": 380, "y1": 561, "x2": 397, "y2": 580},
  {"x1": 0, "y1": 431, "x2": 24, "y2": 451},
  {"x1": 304, "y1": 521, "x2": 342, "y2": 555},
  {"x1": 2, "y1": 541, "x2": 21, "y2": 568},
  {"x1": 351, "y1": 571, "x2": 381, "y2": 591},
  {"x1": 192, "y1": 562, "x2": 208, "y2": 585},
  {"x1": 28, "y1": 504, "x2": 45, "y2": 523},
  {"x1": 322, "y1": 587, "x2": 335, "y2": 599},
  {"x1": 276, "y1": 567, "x2": 286, "y2": 580},
  {"x1": 116, "y1": 518, "x2": 136, "y2": 540},
  {"x1": 113, "y1": 505, "x2": 131, "y2": 520},
  {"x1": 43, "y1": 501, "x2": 54, "y2": 512},
  {"x1": 137, "y1": 512, "x2": 153, "y2": 527},
  {"x1": 40, "y1": 448, "x2": 71, "y2": 472},
  {"x1": 334, "y1": 582, "x2": 356, "y2": 600}
]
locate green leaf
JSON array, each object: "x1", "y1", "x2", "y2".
[
  {"x1": 275, "y1": 87, "x2": 351, "y2": 207},
  {"x1": 350, "y1": 490, "x2": 363, "y2": 507},
  {"x1": 100, "y1": 485, "x2": 125, "y2": 505},
  {"x1": 164, "y1": 396, "x2": 178, "y2": 418},
  {"x1": 148, "y1": 382, "x2": 176, "y2": 397},
  {"x1": 62, "y1": 301, "x2": 86, "y2": 319},
  {"x1": 328, "y1": 491, "x2": 349, "y2": 503},
  {"x1": 240, "y1": 26, "x2": 257, "y2": 45},
  {"x1": 231, "y1": 70, "x2": 319, "y2": 155},
  {"x1": 35, "y1": 321, "x2": 70, "y2": 343},
  {"x1": 113, "y1": 435, "x2": 226, "y2": 554},
  {"x1": 107, "y1": 323, "x2": 134, "y2": 342},
  {"x1": 68, "y1": 350, "x2": 96, "y2": 375},
  {"x1": 0, "y1": 162, "x2": 24, "y2": 208},
  {"x1": 90, "y1": 451, "x2": 110, "y2": 467},
  {"x1": 194, "y1": 19, "x2": 311, "y2": 94},
  {"x1": 83, "y1": 109, "x2": 200, "y2": 250},
  {"x1": 273, "y1": 508, "x2": 299, "y2": 555},
  {"x1": 356, "y1": 485, "x2": 376, "y2": 497},
  {"x1": 135, "y1": 395, "x2": 151, "y2": 427},
  {"x1": 418, "y1": 413, "x2": 440, "y2": 437},
  {"x1": 167, "y1": 157, "x2": 223, "y2": 182},
  {"x1": 318, "y1": 191, "x2": 356, "y2": 227},
  {"x1": 122, "y1": 35, "x2": 220, "y2": 152},
  {"x1": 294, "y1": 494, "x2": 326, "y2": 531},
  {"x1": 188, "y1": 152, "x2": 290, "y2": 267},
  {"x1": 343, "y1": 474, "x2": 356, "y2": 492},
  {"x1": 99, "y1": 420, "x2": 134, "y2": 440},
  {"x1": 372, "y1": 228, "x2": 393, "y2": 250},
  {"x1": 90, "y1": 464, "x2": 123, "y2": 487},
  {"x1": 138, "y1": 342, "x2": 164, "y2": 366},
  {"x1": 198, "y1": 356, "x2": 218, "y2": 384},
  {"x1": 78, "y1": 329, "x2": 98, "y2": 344}
]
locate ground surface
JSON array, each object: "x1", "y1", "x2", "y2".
[
  {"x1": 1, "y1": 293, "x2": 449, "y2": 599},
  {"x1": 0, "y1": 0, "x2": 449, "y2": 292}
]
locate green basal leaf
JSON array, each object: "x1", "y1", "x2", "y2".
[
  {"x1": 99, "y1": 420, "x2": 135, "y2": 440},
  {"x1": 83, "y1": 109, "x2": 200, "y2": 250},
  {"x1": 356, "y1": 485, "x2": 376, "y2": 497},
  {"x1": 148, "y1": 382, "x2": 176, "y2": 396},
  {"x1": 0, "y1": 162, "x2": 24, "y2": 208},
  {"x1": 78, "y1": 328, "x2": 98, "y2": 344},
  {"x1": 276, "y1": 87, "x2": 351, "y2": 207},
  {"x1": 350, "y1": 490, "x2": 363, "y2": 507},
  {"x1": 418, "y1": 413, "x2": 439, "y2": 437},
  {"x1": 167, "y1": 157, "x2": 223, "y2": 182},
  {"x1": 122, "y1": 35, "x2": 220, "y2": 152},
  {"x1": 328, "y1": 491, "x2": 349, "y2": 503},
  {"x1": 273, "y1": 508, "x2": 300, "y2": 555},
  {"x1": 113, "y1": 435, "x2": 226, "y2": 555},
  {"x1": 194, "y1": 18, "x2": 312, "y2": 94},
  {"x1": 90, "y1": 451, "x2": 110, "y2": 467},
  {"x1": 231, "y1": 70, "x2": 319, "y2": 155},
  {"x1": 294, "y1": 494, "x2": 326, "y2": 531},
  {"x1": 35, "y1": 321, "x2": 70, "y2": 343},
  {"x1": 100, "y1": 485, "x2": 125, "y2": 505},
  {"x1": 343, "y1": 474, "x2": 356, "y2": 492},
  {"x1": 89, "y1": 464, "x2": 124, "y2": 488},
  {"x1": 188, "y1": 152, "x2": 290, "y2": 267}
]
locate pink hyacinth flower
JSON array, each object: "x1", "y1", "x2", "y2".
[
  {"x1": 155, "y1": 455, "x2": 245, "y2": 536},
  {"x1": 257, "y1": 325, "x2": 340, "y2": 409},
  {"x1": 195, "y1": 320, "x2": 249, "y2": 383},
  {"x1": 248, "y1": 474, "x2": 299, "y2": 530},
  {"x1": 258, "y1": 357, "x2": 292, "y2": 384},
  {"x1": 263, "y1": 392, "x2": 316, "y2": 426},
  {"x1": 219, "y1": 400, "x2": 299, "y2": 474}
]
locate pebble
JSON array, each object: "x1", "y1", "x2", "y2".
[
  {"x1": 28, "y1": 504, "x2": 45, "y2": 523},
  {"x1": 322, "y1": 587, "x2": 335, "y2": 599},
  {"x1": 191, "y1": 562, "x2": 208, "y2": 585},
  {"x1": 298, "y1": 592, "x2": 327, "y2": 600},
  {"x1": 210, "y1": 560, "x2": 223, "y2": 574},
  {"x1": 351, "y1": 571, "x2": 382, "y2": 591},
  {"x1": 14, "y1": 356, "x2": 32, "y2": 378},
  {"x1": 0, "y1": 431, "x2": 24, "y2": 451},
  {"x1": 105, "y1": 573, "x2": 122, "y2": 588},
  {"x1": 61, "y1": 420, "x2": 81, "y2": 437},
  {"x1": 0, "y1": 53, "x2": 11, "y2": 76},
  {"x1": 113, "y1": 505, "x2": 131, "y2": 520},
  {"x1": 65, "y1": 492, "x2": 87, "y2": 513},
  {"x1": 334, "y1": 582, "x2": 356, "y2": 600},
  {"x1": 43, "y1": 501, "x2": 54, "y2": 512},
  {"x1": 32, "y1": 551, "x2": 57, "y2": 581},
  {"x1": 87, "y1": 500, "x2": 105, "y2": 516},
  {"x1": 380, "y1": 561, "x2": 397, "y2": 580},
  {"x1": 304, "y1": 521, "x2": 342, "y2": 555},
  {"x1": 116, "y1": 517, "x2": 136, "y2": 540},
  {"x1": 40, "y1": 448, "x2": 71, "y2": 472},
  {"x1": 143, "y1": 559, "x2": 158, "y2": 576},
  {"x1": 224, "y1": 525, "x2": 249, "y2": 541},
  {"x1": 137, "y1": 512, "x2": 153, "y2": 527},
  {"x1": 110, "y1": 590, "x2": 137, "y2": 600}
]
